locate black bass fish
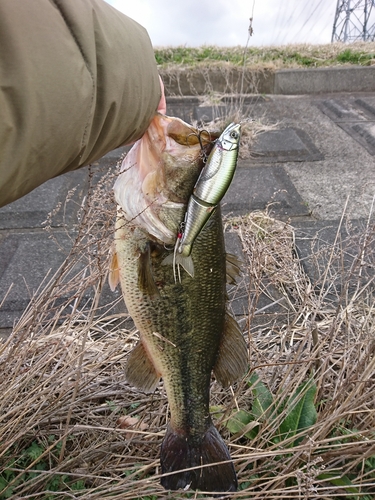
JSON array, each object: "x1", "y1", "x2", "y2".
[{"x1": 110, "y1": 113, "x2": 247, "y2": 492}]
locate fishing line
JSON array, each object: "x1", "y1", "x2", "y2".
[{"x1": 292, "y1": 0, "x2": 326, "y2": 42}]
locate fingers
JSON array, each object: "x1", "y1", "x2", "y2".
[{"x1": 157, "y1": 75, "x2": 166, "y2": 114}]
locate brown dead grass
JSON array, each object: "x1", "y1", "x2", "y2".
[{"x1": 0, "y1": 156, "x2": 374, "y2": 499}]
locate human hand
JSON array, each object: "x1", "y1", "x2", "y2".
[
  {"x1": 157, "y1": 75, "x2": 166, "y2": 114},
  {"x1": 124, "y1": 76, "x2": 166, "y2": 146}
]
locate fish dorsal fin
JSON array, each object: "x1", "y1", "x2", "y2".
[
  {"x1": 213, "y1": 312, "x2": 248, "y2": 387},
  {"x1": 138, "y1": 245, "x2": 160, "y2": 299},
  {"x1": 226, "y1": 252, "x2": 243, "y2": 285},
  {"x1": 125, "y1": 341, "x2": 160, "y2": 393},
  {"x1": 108, "y1": 246, "x2": 120, "y2": 292}
]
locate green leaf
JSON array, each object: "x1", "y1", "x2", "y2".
[
  {"x1": 71, "y1": 479, "x2": 86, "y2": 491},
  {"x1": 318, "y1": 472, "x2": 360, "y2": 498},
  {"x1": 0, "y1": 476, "x2": 9, "y2": 491},
  {"x1": 224, "y1": 409, "x2": 258, "y2": 439},
  {"x1": 248, "y1": 372, "x2": 274, "y2": 420},
  {"x1": 209, "y1": 405, "x2": 224, "y2": 417},
  {"x1": 25, "y1": 441, "x2": 44, "y2": 461},
  {"x1": 2, "y1": 463, "x2": 15, "y2": 482},
  {"x1": 0, "y1": 474, "x2": 18, "y2": 499},
  {"x1": 225, "y1": 409, "x2": 252, "y2": 435},
  {"x1": 278, "y1": 380, "x2": 317, "y2": 445}
]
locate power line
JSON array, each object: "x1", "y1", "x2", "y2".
[{"x1": 292, "y1": 0, "x2": 326, "y2": 42}]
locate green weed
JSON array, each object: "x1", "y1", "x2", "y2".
[
  {"x1": 0, "y1": 437, "x2": 86, "y2": 499},
  {"x1": 317, "y1": 426, "x2": 375, "y2": 500},
  {"x1": 154, "y1": 44, "x2": 375, "y2": 69},
  {"x1": 336, "y1": 48, "x2": 375, "y2": 65},
  {"x1": 215, "y1": 371, "x2": 375, "y2": 499},
  {"x1": 154, "y1": 46, "x2": 244, "y2": 66},
  {"x1": 223, "y1": 372, "x2": 317, "y2": 445}
]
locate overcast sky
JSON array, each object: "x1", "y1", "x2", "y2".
[{"x1": 106, "y1": 0, "x2": 338, "y2": 47}]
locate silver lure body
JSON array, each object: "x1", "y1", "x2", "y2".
[{"x1": 177, "y1": 122, "x2": 241, "y2": 259}]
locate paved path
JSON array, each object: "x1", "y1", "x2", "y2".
[{"x1": 1, "y1": 91, "x2": 374, "y2": 337}]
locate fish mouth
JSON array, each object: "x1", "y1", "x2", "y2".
[{"x1": 114, "y1": 114, "x2": 218, "y2": 244}]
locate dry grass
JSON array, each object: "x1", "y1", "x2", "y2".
[{"x1": 1, "y1": 161, "x2": 375, "y2": 499}]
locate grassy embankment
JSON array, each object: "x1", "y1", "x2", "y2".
[
  {"x1": 155, "y1": 42, "x2": 375, "y2": 69},
  {"x1": 155, "y1": 43, "x2": 375, "y2": 96}
]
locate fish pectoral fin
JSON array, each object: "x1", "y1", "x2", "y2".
[
  {"x1": 125, "y1": 341, "x2": 160, "y2": 393},
  {"x1": 138, "y1": 244, "x2": 160, "y2": 299},
  {"x1": 161, "y1": 253, "x2": 195, "y2": 279},
  {"x1": 175, "y1": 254, "x2": 194, "y2": 278},
  {"x1": 108, "y1": 246, "x2": 120, "y2": 292},
  {"x1": 213, "y1": 312, "x2": 248, "y2": 387},
  {"x1": 226, "y1": 252, "x2": 243, "y2": 285}
]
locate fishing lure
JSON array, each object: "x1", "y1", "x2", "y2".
[{"x1": 172, "y1": 122, "x2": 241, "y2": 280}]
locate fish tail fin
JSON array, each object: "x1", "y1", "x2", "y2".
[{"x1": 160, "y1": 424, "x2": 237, "y2": 492}]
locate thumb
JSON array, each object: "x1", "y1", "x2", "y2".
[{"x1": 157, "y1": 75, "x2": 166, "y2": 114}]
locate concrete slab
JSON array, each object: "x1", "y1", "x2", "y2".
[
  {"x1": 0, "y1": 145, "x2": 126, "y2": 232},
  {"x1": 0, "y1": 228, "x2": 127, "y2": 330},
  {"x1": 193, "y1": 97, "x2": 266, "y2": 124},
  {"x1": 161, "y1": 67, "x2": 274, "y2": 96},
  {"x1": 355, "y1": 96, "x2": 375, "y2": 116},
  {"x1": 317, "y1": 96, "x2": 375, "y2": 155},
  {"x1": 0, "y1": 169, "x2": 87, "y2": 230},
  {"x1": 167, "y1": 97, "x2": 265, "y2": 125},
  {"x1": 220, "y1": 95, "x2": 265, "y2": 106},
  {"x1": 349, "y1": 122, "x2": 375, "y2": 155},
  {"x1": 0, "y1": 231, "x2": 71, "y2": 328},
  {"x1": 252, "y1": 127, "x2": 323, "y2": 163},
  {"x1": 222, "y1": 165, "x2": 310, "y2": 218},
  {"x1": 317, "y1": 98, "x2": 363, "y2": 121},
  {"x1": 245, "y1": 94, "x2": 375, "y2": 221},
  {"x1": 164, "y1": 96, "x2": 201, "y2": 123}
]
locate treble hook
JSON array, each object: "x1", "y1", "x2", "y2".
[
  {"x1": 172, "y1": 222, "x2": 185, "y2": 283},
  {"x1": 197, "y1": 129, "x2": 213, "y2": 163},
  {"x1": 185, "y1": 129, "x2": 214, "y2": 163}
]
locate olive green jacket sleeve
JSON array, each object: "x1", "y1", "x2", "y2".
[{"x1": 0, "y1": 0, "x2": 161, "y2": 207}]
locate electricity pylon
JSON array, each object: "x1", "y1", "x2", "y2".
[{"x1": 332, "y1": 0, "x2": 375, "y2": 42}]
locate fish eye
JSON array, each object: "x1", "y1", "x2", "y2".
[{"x1": 230, "y1": 131, "x2": 239, "y2": 140}]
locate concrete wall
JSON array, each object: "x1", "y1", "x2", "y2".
[{"x1": 160, "y1": 66, "x2": 375, "y2": 96}]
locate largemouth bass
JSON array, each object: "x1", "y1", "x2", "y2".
[{"x1": 110, "y1": 114, "x2": 248, "y2": 492}]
